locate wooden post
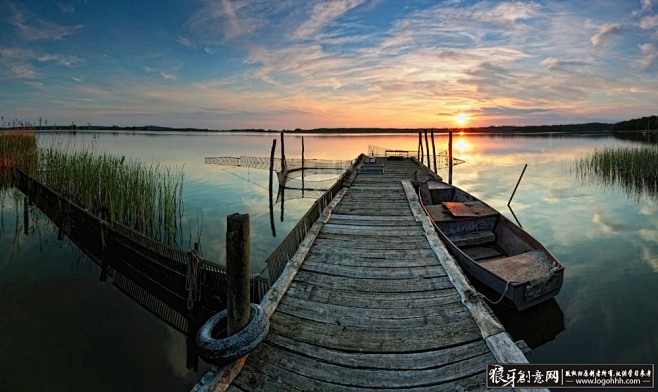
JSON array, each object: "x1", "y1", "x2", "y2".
[
  {"x1": 418, "y1": 132, "x2": 422, "y2": 162},
  {"x1": 431, "y1": 129, "x2": 437, "y2": 174},
  {"x1": 280, "y1": 131, "x2": 286, "y2": 173},
  {"x1": 301, "y1": 136, "x2": 305, "y2": 197},
  {"x1": 269, "y1": 139, "x2": 277, "y2": 237},
  {"x1": 226, "y1": 213, "x2": 251, "y2": 336},
  {"x1": 424, "y1": 130, "x2": 430, "y2": 168},
  {"x1": 269, "y1": 139, "x2": 276, "y2": 205},
  {"x1": 448, "y1": 131, "x2": 453, "y2": 184}
]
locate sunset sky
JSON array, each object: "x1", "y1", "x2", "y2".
[{"x1": 2, "y1": 0, "x2": 658, "y2": 130}]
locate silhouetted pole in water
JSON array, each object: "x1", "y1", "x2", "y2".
[
  {"x1": 508, "y1": 164, "x2": 528, "y2": 206},
  {"x1": 449, "y1": 132, "x2": 453, "y2": 184},
  {"x1": 418, "y1": 132, "x2": 423, "y2": 163},
  {"x1": 431, "y1": 129, "x2": 437, "y2": 174},
  {"x1": 424, "y1": 130, "x2": 430, "y2": 168},
  {"x1": 226, "y1": 213, "x2": 251, "y2": 336},
  {"x1": 301, "y1": 137, "x2": 305, "y2": 198},
  {"x1": 280, "y1": 131, "x2": 286, "y2": 173},
  {"x1": 269, "y1": 139, "x2": 277, "y2": 237}
]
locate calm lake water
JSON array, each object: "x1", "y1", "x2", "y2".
[{"x1": 1, "y1": 131, "x2": 657, "y2": 391}]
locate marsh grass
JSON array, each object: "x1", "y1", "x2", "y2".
[
  {"x1": 0, "y1": 132, "x2": 38, "y2": 187},
  {"x1": 573, "y1": 145, "x2": 658, "y2": 203},
  {"x1": 38, "y1": 147, "x2": 184, "y2": 246}
]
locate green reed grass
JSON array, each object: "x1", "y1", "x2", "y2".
[
  {"x1": 1, "y1": 132, "x2": 39, "y2": 189},
  {"x1": 573, "y1": 145, "x2": 658, "y2": 202},
  {"x1": 38, "y1": 147, "x2": 184, "y2": 246}
]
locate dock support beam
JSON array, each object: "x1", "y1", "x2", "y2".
[
  {"x1": 424, "y1": 130, "x2": 430, "y2": 169},
  {"x1": 448, "y1": 131, "x2": 453, "y2": 184},
  {"x1": 226, "y1": 213, "x2": 251, "y2": 336},
  {"x1": 431, "y1": 129, "x2": 437, "y2": 174}
]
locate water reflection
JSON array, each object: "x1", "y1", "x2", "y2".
[{"x1": 3, "y1": 131, "x2": 658, "y2": 389}]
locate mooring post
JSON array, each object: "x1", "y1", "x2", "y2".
[
  {"x1": 418, "y1": 132, "x2": 422, "y2": 162},
  {"x1": 431, "y1": 129, "x2": 437, "y2": 174},
  {"x1": 448, "y1": 131, "x2": 453, "y2": 184},
  {"x1": 301, "y1": 136, "x2": 305, "y2": 197},
  {"x1": 226, "y1": 213, "x2": 251, "y2": 336},
  {"x1": 269, "y1": 139, "x2": 276, "y2": 205},
  {"x1": 424, "y1": 130, "x2": 430, "y2": 168},
  {"x1": 280, "y1": 131, "x2": 286, "y2": 173},
  {"x1": 269, "y1": 139, "x2": 277, "y2": 237}
]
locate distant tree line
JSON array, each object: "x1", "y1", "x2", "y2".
[{"x1": 610, "y1": 115, "x2": 658, "y2": 131}]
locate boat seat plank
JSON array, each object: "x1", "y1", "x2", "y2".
[
  {"x1": 448, "y1": 230, "x2": 495, "y2": 247},
  {"x1": 478, "y1": 250, "x2": 553, "y2": 283},
  {"x1": 442, "y1": 201, "x2": 498, "y2": 218},
  {"x1": 464, "y1": 246, "x2": 505, "y2": 261}
]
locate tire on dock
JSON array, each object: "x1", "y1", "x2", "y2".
[{"x1": 196, "y1": 303, "x2": 269, "y2": 365}]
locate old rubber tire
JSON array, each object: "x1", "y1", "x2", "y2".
[{"x1": 196, "y1": 303, "x2": 269, "y2": 365}]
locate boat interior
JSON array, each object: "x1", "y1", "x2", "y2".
[{"x1": 418, "y1": 180, "x2": 557, "y2": 284}]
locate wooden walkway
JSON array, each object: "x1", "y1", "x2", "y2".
[{"x1": 207, "y1": 158, "x2": 530, "y2": 391}]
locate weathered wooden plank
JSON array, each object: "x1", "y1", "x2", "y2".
[
  {"x1": 276, "y1": 295, "x2": 472, "y2": 328},
  {"x1": 294, "y1": 269, "x2": 455, "y2": 293},
  {"x1": 326, "y1": 218, "x2": 419, "y2": 227},
  {"x1": 300, "y1": 260, "x2": 448, "y2": 279},
  {"x1": 249, "y1": 341, "x2": 494, "y2": 389},
  {"x1": 304, "y1": 254, "x2": 438, "y2": 268},
  {"x1": 235, "y1": 348, "x2": 490, "y2": 392},
  {"x1": 329, "y1": 213, "x2": 415, "y2": 221},
  {"x1": 285, "y1": 281, "x2": 462, "y2": 309},
  {"x1": 269, "y1": 311, "x2": 482, "y2": 352},
  {"x1": 321, "y1": 223, "x2": 423, "y2": 236},
  {"x1": 322, "y1": 223, "x2": 423, "y2": 237},
  {"x1": 266, "y1": 333, "x2": 491, "y2": 370},
  {"x1": 332, "y1": 207, "x2": 412, "y2": 216},
  {"x1": 307, "y1": 245, "x2": 436, "y2": 260},
  {"x1": 314, "y1": 235, "x2": 432, "y2": 249}
]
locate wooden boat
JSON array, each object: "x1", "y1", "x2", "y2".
[{"x1": 416, "y1": 179, "x2": 564, "y2": 311}]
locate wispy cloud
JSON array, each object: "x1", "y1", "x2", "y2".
[
  {"x1": 10, "y1": 63, "x2": 37, "y2": 78},
  {"x1": 37, "y1": 54, "x2": 83, "y2": 66},
  {"x1": 590, "y1": 22, "x2": 624, "y2": 47},
  {"x1": 640, "y1": 14, "x2": 658, "y2": 29},
  {"x1": 160, "y1": 72, "x2": 177, "y2": 81},
  {"x1": 541, "y1": 57, "x2": 589, "y2": 73},
  {"x1": 292, "y1": 0, "x2": 365, "y2": 40},
  {"x1": 6, "y1": 1, "x2": 82, "y2": 41},
  {"x1": 639, "y1": 43, "x2": 658, "y2": 70}
]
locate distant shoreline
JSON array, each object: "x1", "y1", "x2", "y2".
[{"x1": 11, "y1": 122, "x2": 617, "y2": 134}]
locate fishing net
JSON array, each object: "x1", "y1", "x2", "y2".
[{"x1": 367, "y1": 145, "x2": 465, "y2": 168}]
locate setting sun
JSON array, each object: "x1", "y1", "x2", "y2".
[{"x1": 454, "y1": 113, "x2": 469, "y2": 127}]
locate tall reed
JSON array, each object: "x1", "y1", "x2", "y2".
[
  {"x1": 0, "y1": 131, "x2": 38, "y2": 188},
  {"x1": 38, "y1": 148, "x2": 184, "y2": 246},
  {"x1": 573, "y1": 145, "x2": 658, "y2": 203}
]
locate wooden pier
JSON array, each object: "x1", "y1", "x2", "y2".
[{"x1": 199, "y1": 158, "x2": 535, "y2": 391}]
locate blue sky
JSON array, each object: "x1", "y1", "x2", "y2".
[{"x1": 1, "y1": 0, "x2": 658, "y2": 129}]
